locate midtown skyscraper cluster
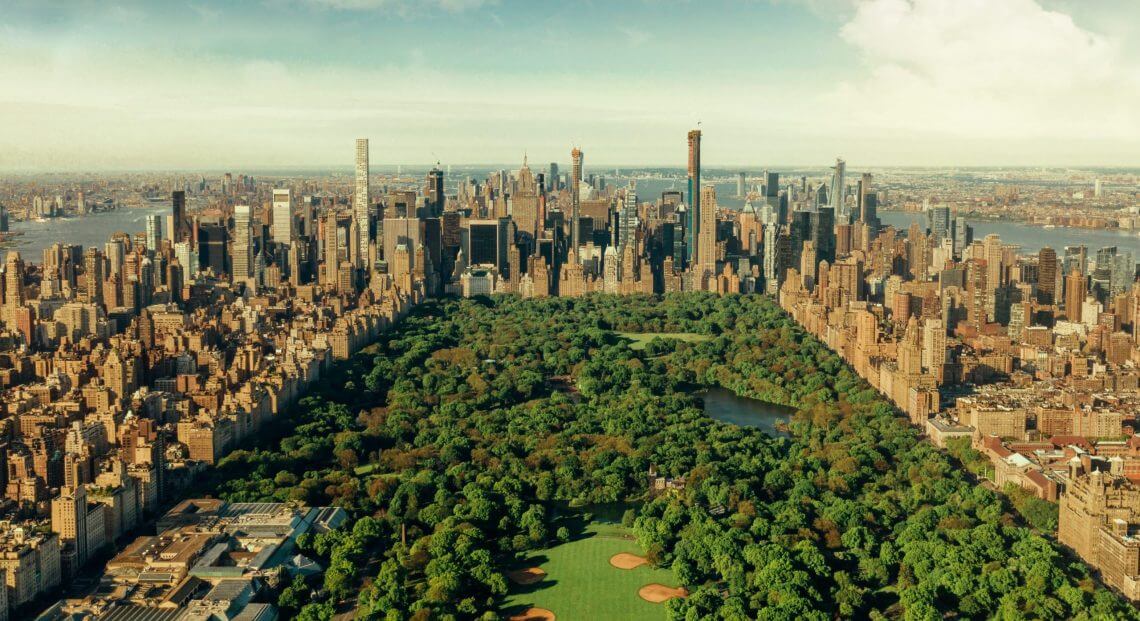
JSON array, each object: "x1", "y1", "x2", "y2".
[{"x1": 0, "y1": 128, "x2": 1136, "y2": 619}]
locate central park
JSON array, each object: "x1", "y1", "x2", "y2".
[{"x1": 192, "y1": 293, "x2": 1138, "y2": 620}]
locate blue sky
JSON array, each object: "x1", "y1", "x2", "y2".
[{"x1": 1, "y1": 0, "x2": 1138, "y2": 170}]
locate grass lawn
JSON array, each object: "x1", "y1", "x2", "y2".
[
  {"x1": 502, "y1": 521, "x2": 681, "y2": 621},
  {"x1": 617, "y1": 331, "x2": 711, "y2": 351}
]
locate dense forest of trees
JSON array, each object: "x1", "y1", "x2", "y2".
[{"x1": 197, "y1": 293, "x2": 1138, "y2": 620}]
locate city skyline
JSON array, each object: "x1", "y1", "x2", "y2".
[{"x1": 3, "y1": 0, "x2": 1140, "y2": 170}]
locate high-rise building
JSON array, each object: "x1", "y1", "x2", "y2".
[
  {"x1": 354, "y1": 138, "x2": 370, "y2": 268},
  {"x1": 171, "y1": 191, "x2": 188, "y2": 244},
  {"x1": 145, "y1": 215, "x2": 163, "y2": 254},
  {"x1": 426, "y1": 167, "x2": 445, "y2": 217},
  {"x1": 687, "y1": 129, "x2": 701, "y2": 267},
  {"x1": 1065, "y1": 268, "x2": 1087, "y2": 322},
  {"x1": 927, "y1": 206, "x2": 951, "y2": 241},
  {"x1": 570, "y1": 147, "x2": 583, "y2": 262},
  {"x1": 857, "y1": 173, "x2": 878, "y2": 228},
  {"x1": 619, "y1": 185, "x2": 639, "y2": 249},
  {"x1": 548, "y1": 163, "x2": 559, "y2": 192},
  {"x1": 1037, "y1": 247, "x2": 1057, "y2": 305},
  {"x1": 83, "y1": 248, "x2": 103, "y2": 305},
  {"x1": 232, "y1": 205, "x2": 252, "y2": 283},
  {"x1": 4, "y1": 251, "x2": 26, "y2": 313},
  {"x1": 323, "y1": 212, "x2": 340, "y2": 286},
  {"x1": 697, "y1": 184, "x2": 717, "y2": 278},
  {"x1": 829, "y1": 158, "x2": 846, "y2": 219},
  {"x1": 272, "y1": 188, "x2": 293, "y2": 243},
  {"x1": 952, "y1": 218, "x2": 972, "y2": 256},
  {"x1": 51, "y1": 485, "x2": 88, "y2": 567},
  {"x1": 737, "y1": 172, "x2": 746, "y2": 198}
]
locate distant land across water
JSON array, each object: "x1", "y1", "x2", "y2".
[
  {"x1": 878, "y1": 210, "x2": 1140, "y2": 258},
  {"x1": 3, "y1": 185, "x2": 1137, "y2": 261}
]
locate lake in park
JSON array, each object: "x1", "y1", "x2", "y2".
[{"x1": 701, "y1": 387, "x2": 794, "y2": 438}]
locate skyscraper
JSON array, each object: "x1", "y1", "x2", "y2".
[
  {"x1": 697, "y1": 184, "x2": 717, "y2": 279},
  {"x1": 171, "y1": 191, "x2": 188, "y2": 243},
  {"x1": 570, "y1": 147, "x2": 583, "y2": 262},
  {"x1": 858, "y1": 173, "x2": 878, "y2": 228},
  {"x1": 272, "y1": 188, "x2": 293, "y2": 244},
  {"x1": 927, "y1": 206, "x2": 951, "y2": 241},
  {"x1": 737, "y1": 172, "x2": 746, "y2": 198},
  {"x1": 548, "y1": 163, "x2": 559, "y2": 192},
  {"x1": 232, "y1": 205, "x2": 252, "y2": 283},
  {"x1": 829, "y1": 158, "x2": 846, "y2": 219},
  {"x1": 145, "y1": 215, "x2": 163, "y2": 254},
  {"x1": 1037, "y1": 247, "x2": 1057, "y2": 305},
  {"x1": 426, "y1": 167, "x2": 445, "y2": 217},
  {"x1": 1065, "y1": 268, "x2": 1087, "y2": 322},
  {"x1": 687, "y1": 129, "x2": 701, "y2": 267},
  {"x1": 619, "y1": 185, "x2": 638, "y2": 248},
  {"x1": 354, "y1": 138, "x2": 370, "y2": 268}
]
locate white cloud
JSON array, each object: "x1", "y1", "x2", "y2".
[
  {"x1": 301, "y1": 0, "x2": 493, "y2": 12},
  {"x1": 831, "y1": 0, "x2": 1140, "y2": 143}
]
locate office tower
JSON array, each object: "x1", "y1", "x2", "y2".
[
  {"x1": 1094, "y1": 179, "x2": 1103, "y2": 198},
  {"x1": 171, "y1": 191, "x2": 188, "y2": 243},
  {"x1": 0, "y1": 203, "x2": 9, "y2": 233},
  {"x1": 1112, "y1": 251, "x2": 1135, "y2": 297},
  {"x1": 570, "y1": 147, "x2": 583, "y2": 262},
  {"x1": 1064, "y1": 245, "x2": 1088, "y2": 277},
  {"x1": 737, "y1": 172, "x2": 746, "y2": 197},
  {"x1": 620, "y1": 185, "x2": 638, "y2": 248},
  {"x1": 174, "y1": 241, "x2": 198, "y2": 279},
  {"x1": 469, "y1": 220, "x2": 499, "y2": 266},
  {"x1": 145, "y1": 215, "x2": 163, "y2": 253},
  {"x1": 858, "y1": 173, "x2": 878, "y2": 228},
  {"x1": 104, "y1": 239, "x2": 125, "y2": 283},
  {"x1": 52, "y1": 485, "x2": 89, "y2": 566},
  {"x1": 811, "y1": 207, "x2": 836, "y2": 263},
  {"x1": 354, "y1": 138, "x2": 370, "y2": 268},
  {"x1": 232, "y1": 205, "x2": 252, "y2": 283},
  {"x1": 549, "y1": 163, "x2": 559, "y2": 192},
  {"x1": 687, "y1": 130, "x2": 701, "y2": 267},
  {"x1": 927, "y1": 206, "x2": 951, "y2": 240},
  {"x1": 952, "y1": 217, "x2": 972, "y2": 256},
  {"x1": 4, "y1": 251, "x2": 25, "y2": 316},
  {"x1": 1091, "y1": 246, "x2": 1116, "y2": 300},
  {"x1": 83, "y1": 248, "x2": 104, "y2": 305},
  {"x1": 272, "y1": 188, "x2": 293, "y2": 243},
  {"x1": 1065, "y1": 268, "x2": 1087, "y2": 322},
  {"x1": 829, "y1": 158, "x2": 846, "y2": 218},
  {"x1": 323, "y1": 212, "x2": 340, "y2": 286},
  {"x1": 1037, "y1": 247, "x2": 1057, "y2": 305},
  {"x1": 426, "y1": 167, "x2": 445, "y2": 217},
  {"x1": 697, "y1": 185, "x2": 717, "y2": 277},
  {"x1": 197, "y1": 222, "x2": 227, "y2": 276}
]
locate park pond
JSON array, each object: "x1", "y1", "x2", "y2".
[{"x1": 700, "y1": 387, "x2": 794, "y2": 438}]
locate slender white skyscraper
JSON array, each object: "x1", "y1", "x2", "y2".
[
  {"x1": 233, "y1": 204, "x2": 252, "y2": 283},
  {"x1": 272, "y1": 188, "x2": 293, "y2": 243},
  {"x1": 830, "y1": 158, "x2": 846, "y2": 219},
  {"x1": 354, "y1": 139, "x2": 370, "y2": 268}
]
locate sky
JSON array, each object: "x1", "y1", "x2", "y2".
[{"x1": 1, "y1": 0, "x2": 1139, "y2": 170}]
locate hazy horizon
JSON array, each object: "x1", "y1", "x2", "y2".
[{"x1": 2, "y1": 0, "x2": 1139, "y2": 170}]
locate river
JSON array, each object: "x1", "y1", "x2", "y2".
[
  {"x1": 6, "y1": 195, "x2": 1135, "y2": 263},
  {"x1": 878, "y1": 210, "x2": 1140, "y2": 257},
  {"x1": 2, "y1": 204, "x2": 170, "y2": 259},
  {"x1": 701, "y1": 387, "x2": 794, "y2": 438}
]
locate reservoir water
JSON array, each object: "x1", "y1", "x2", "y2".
[{"x1": 701, "y1": 387, "x2": 794, "y2": 438}]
